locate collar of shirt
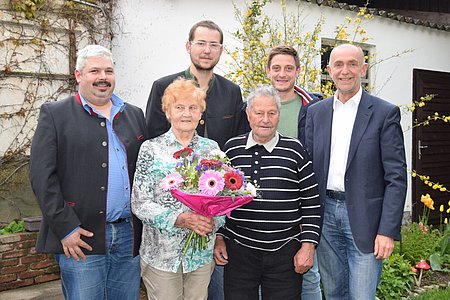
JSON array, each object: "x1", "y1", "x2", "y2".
[
  {"x1": 79, "y1": 93, "x2": 126, "y2": 119},
  {"x1": 164, "y1": 127, "x2": 201, "y2": 148},
  {"x1": 245, "y1": 131, "x2": 279, "y2": 153},
  {"x1": 332, "y1": 86, "x2": 362, "y2": 110},
  {"x1": 184, "y1": 67, "x2": 215, "y2": 93}
]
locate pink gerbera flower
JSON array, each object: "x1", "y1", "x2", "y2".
[
  {"x1": 160, "y1": 173, "x2": 183, "y2": 191},
  {"x1": 198, "y1": 170, "x2": 225, "y2": 196}
]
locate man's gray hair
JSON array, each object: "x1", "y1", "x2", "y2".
[
  {"x1": 76, "y1": 45, "x2": 113, "y2": 72},
  {"x1": 246, "y1": 85, "x2": 281, "y2": 111}
]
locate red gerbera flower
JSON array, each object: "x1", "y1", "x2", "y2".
[
  {"x1": 224, "y1": 171, "x2": 243, "y2": 190},
  {"x1": 173, "y1": 147, "x2": 194, "y2": 159},
  {"x1": 200, "y1": 158, "x2": 222, "y2": 168}
]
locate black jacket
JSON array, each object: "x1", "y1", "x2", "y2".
[
  {"x1": 145, "y1": 71, "x2": 246, "y2": 149},
  {"x1": 29, "y1": 95, "x2": 146, "y2": 256}
]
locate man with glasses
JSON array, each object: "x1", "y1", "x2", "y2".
[
  {"x1": 145, "y1": 20, "x2": 245, "y2": 150},
  {"x1": 145, "y1": 20, "x2": 246, "y2": 300}
]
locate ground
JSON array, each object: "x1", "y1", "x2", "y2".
[{"x1": 421, "y1": 270, "x2": 450, "y2": 287}]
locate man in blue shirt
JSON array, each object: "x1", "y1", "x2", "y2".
[{"x1": 29, "y1": 45, "x2": 146, "y2": 300}]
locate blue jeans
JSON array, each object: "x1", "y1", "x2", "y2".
[
  {"x1": 55, "y1": 219, "x2": 141, "y2": 300},
  {"x1": 208, "y1": 265, "x2": 224, "y2": 300},
  {"x1": 301, "y1": 251, "x2": 322, "y2": 300},
  {"x1": 317, "y1": 197, "x2": 382, "y2": 300}
]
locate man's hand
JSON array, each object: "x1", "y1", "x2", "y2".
[
  {"x1": 213, "y1": 235, "x2": 228, "y2": 266},
  {"x1": 374, "y1": 234, "x2": 394, "y2": 260},
  {"x1": 61, "y1": 227, "x2": 94, "y2": 261},
  {"x1": 294, "y1": 242, "x2": 315, "y2": 274},
  {"x1": 175, "y1": 212, "x2": 214, "y2": 236}
]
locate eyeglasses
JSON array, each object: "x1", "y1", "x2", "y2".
[{"x1": 190, "y1": 41, "x2": 223, "y2": 51}]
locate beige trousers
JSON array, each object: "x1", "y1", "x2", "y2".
[{"x1": 140, "y1": 259, "x2": 214, "y2": 300}]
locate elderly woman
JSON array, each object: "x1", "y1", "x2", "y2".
[{"x1": 131, "y1": 78, "x2": 225, "y2": 300}]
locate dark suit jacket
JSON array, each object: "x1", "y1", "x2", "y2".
[
  {"x1": 305, "y1": 91, "x2": 407, "y2": 253},
  {"x1": 29, "y1": 95, "x2": 146, "y2": 256},
  {"x1": 145, "y1": 71, "x2": 246, "y2": 149}
]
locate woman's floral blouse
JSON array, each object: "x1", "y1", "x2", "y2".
[{"x1": 131, "y1": 129, "x2": 225, "y2": 273}]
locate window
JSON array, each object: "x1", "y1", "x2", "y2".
[{"x1": 320, "y1": 38, "x2": 374, "y2": 91}]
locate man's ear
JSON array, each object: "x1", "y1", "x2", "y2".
[
  {"x1": 74, "y1": 70, "x2": 81, "y2": 83},
  {"x1": 246, "y1": 107, "x2": 251, "y2": 123},
  {"x1": 360, "y1": 63, "x2": 368, "y2": 78},
  {"x1": 186, "y1": 41, "x2": 191, "y2": 54}
]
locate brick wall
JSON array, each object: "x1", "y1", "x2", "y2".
[{"x1": 0, "y1": 232, "x2": 60, "y2": 292}]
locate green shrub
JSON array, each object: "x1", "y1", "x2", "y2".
[
  {"x1": 0, "y1": 220, "x2": 25, "y2": 235},
  {"x1": 396, "y1": 222, "x2": 440, "y2": 265},
  {"x1": 376, "y1": 253, "x2": 414, "y2": 300}
]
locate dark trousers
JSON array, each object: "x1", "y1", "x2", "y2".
[{"x1": 224, "y1": 239, "x2": 302, "y2": 300}]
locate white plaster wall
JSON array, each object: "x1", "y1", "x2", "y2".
[
  {"x1": 113, "y1": 0, "x2": 450, "y2": 109},
  {"x1": 112, "y1": 0, "x2": 450, "y2": 211},
  {"x1": 112, "y1": 0, "x2": 242, "y2": 107}
]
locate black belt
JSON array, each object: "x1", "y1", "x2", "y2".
[
  {"x1": 108, "y1": 217, "x2": 128, "y2": 224},
  {"x1": 326, "y1": 190, "x2": 346, "y2": 201}
]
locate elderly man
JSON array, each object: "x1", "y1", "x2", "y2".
[
  {"x1": 29, "y1": 45, "x2": 146, "y2": 299},
  {"x1": 305, "y1": 43, "x2": 407, "y2": 299},
  {"x1": 214, "y1": 85, "x2": 321, "y2": 299}
]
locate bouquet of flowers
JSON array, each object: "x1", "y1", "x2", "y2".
[{"x1": 160, "y1": 147, "x2": 256, "y2": 255}]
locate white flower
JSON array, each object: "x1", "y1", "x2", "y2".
[
  {"x1": 210, "y1": 149, "x2": 226, "y2": 159},
  {"x1": 246, "y1": 182, "x2": 257, "y2": 197}
]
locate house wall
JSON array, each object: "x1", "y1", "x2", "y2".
[
  {"x1": 0, "y1": 0, "x2": 110, "y2": 157},
  {"x1": 113, "y1": 0, "x2": 450, "y2": 211}
]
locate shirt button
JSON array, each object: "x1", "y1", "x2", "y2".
[
  {"x1": 102, "y1": 162, "x2": 107, "y2": 168},
  {"x1": 200, "y1": 120, "x2": 205, "y2": 125},
  {"x1": 255, "y1": 161, "x2": 259, "y2": 164},
  {"x1": 99, "y1": 210, "x2": 104, "y2": 214},
  {"x1": 255, "y1": 152, "x2": 259, "y2": 155},
  {"x1": 100, "y1": 186, "x2": 106, "y2": 191},
  {"x1": 253, "y1": 179, "x2": 257, "y2": 184},
  {"x1": 100, "y1": 121, "x2": 106, "y2": 127},
  {"x1": 102, "y1": 141, "x2": 107, "y2": 147},
  {"x1": 254, "y1": 170, "x2": 258, "y2": 174}
]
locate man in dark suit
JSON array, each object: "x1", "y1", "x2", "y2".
[
  {"x1": 145, "y1": 20, "x2": 245, "y2": 149},
  {"x1": 305, "y1": 43, "x2": 407, "y2": 299},
  {"x1": 29, "y1": 45, "x2": 146, "y2": 299}
]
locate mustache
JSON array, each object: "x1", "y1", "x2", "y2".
[{"x1": 93, "y1": 81, "x2": 112, "y2": 87}]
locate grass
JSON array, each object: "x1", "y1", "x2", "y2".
[{"x1": 409, "y1": 288, "x2": 450, "y2": 299}]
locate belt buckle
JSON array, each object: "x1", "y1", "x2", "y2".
[{"x1": 327, "y1": 190, "x2": 345, "y2": 201}]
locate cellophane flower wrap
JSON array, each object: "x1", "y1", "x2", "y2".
[{"x1": 160, "y1": 147, "x2": 256, "y2": 256}]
